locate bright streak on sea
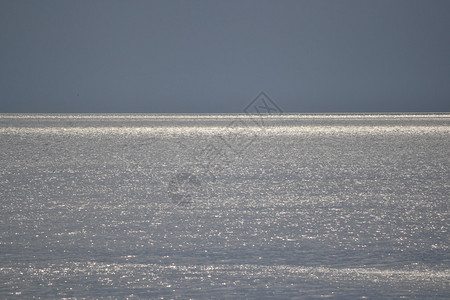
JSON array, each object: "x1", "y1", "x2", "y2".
[{"x1": 0, "y1": 113, "x2": 449, "y2": 298}]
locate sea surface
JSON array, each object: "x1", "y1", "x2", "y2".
[{"x1": 0, "y1": 114, "x2": 449, "y2": 298}]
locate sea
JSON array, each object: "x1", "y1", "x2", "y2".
[{"x1": 0, "y1": 113, "x2": 449, "y2": 298}]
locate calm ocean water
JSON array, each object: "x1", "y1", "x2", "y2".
[{"x1": 0, "y1": 114, "x2": 449, "y2": 298}]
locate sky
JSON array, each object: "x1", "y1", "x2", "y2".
[{"x1": 1, "y1": 0, "x2": 449, "y2": 113}]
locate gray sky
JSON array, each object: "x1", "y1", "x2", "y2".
[{"x1": 1, "y1": 0, "x2": 449, "y2": 113}]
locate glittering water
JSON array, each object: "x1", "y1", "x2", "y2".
[{"x1": 1, "y1": 114, "x2": 449, "y2": 298}]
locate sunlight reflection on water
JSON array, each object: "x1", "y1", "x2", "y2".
[{"x1": 0, "y1": 114, "x2": 449, "y2": 298}]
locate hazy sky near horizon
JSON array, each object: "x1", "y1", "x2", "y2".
[{"x1": 1, "y1": 0, "x2": 449, "y2": 113}]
